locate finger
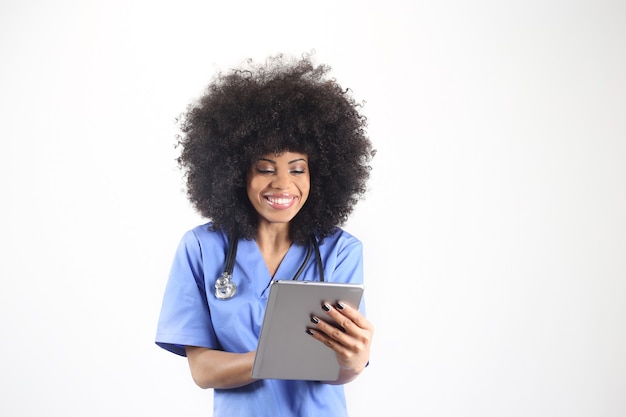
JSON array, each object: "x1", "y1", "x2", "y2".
[
  {"x1": 317, "y1": 303, "x2": 374, "y2": 356},
  {"x1": 305, "y1": 325, "x2": 350, "y2": 355},
  {"x1": 310, "y1": 314, "x2": 349, "y2": 343},
  {"x1": 306, "y1": 319, "x2": 370, "y2": 369},
  {"x1": 337, "y1": 301, "x2": 374, "y2": 331},
  {"x1": 310, "y1": 315, "x2": 370, "y2": 359},
  {"x1": 321, "y1": 302, "x2": 373, "y2": 334}
]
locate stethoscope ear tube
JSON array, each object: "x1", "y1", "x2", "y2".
[
  {"x1": 311, "y1": 235, "x2": 325, "y2": 283},
  {"x1": 291, "y1": 237, "x2": 313, "y2": 282}
]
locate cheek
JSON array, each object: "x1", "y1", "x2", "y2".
[
  {"x1": 247, "y1": 174, "x2": 262, "y2": 192},
  {"x1": 246, "y1": 178, "x2": 259, "y2": 202},
  {"x1": 300, "y1": 178, "x2": 311, "y2": 200}
]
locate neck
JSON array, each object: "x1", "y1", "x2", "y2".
[
  {"x1": 255, "y1": 224, "x2": 291, "y2": 253},
  {"x1": 255, "y1": 223, "x2": 292, "y2": 278}
]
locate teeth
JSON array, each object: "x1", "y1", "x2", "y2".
[{"x1": 268, "y1": 197, "x2": 293, "y2": 205}]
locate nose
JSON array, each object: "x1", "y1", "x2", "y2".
[{"x1": 271, "y1": 171, "x2": 290, "y2": 189}]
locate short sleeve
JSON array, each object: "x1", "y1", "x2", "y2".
[
  {"x1": 321, "y1": 231, "x2": 366, "y2": 314},
  {"x1": 155, "y1": 230, "x2": 220, "y2": 356}
]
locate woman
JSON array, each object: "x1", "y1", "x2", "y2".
[{"x1": 156, "y1": 53, "x2": 375, "y2": 416}]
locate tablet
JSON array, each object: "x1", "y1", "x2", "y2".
[{"x1": 251, "y1": 280, "x2": 364, "y2": 381}]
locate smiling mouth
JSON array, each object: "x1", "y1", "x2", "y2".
[{"x1": 265, "y1": 195, "x2": 297, "y2": 208}]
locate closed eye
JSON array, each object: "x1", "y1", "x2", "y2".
[{"x1": 256, "y1": 168, "x2": 275, "y2": 175}]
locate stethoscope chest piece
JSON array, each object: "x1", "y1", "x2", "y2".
[{"x1": 215, "y1": 272, "x2": 237, "y2": 299}]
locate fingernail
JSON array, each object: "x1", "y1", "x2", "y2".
[
  {"x1": 336, "y1": 302, "x2": 345, "y2": 310},
  {"x1": 322, "y1": 303, "x2": 331, "y2": 312},
  {"x1": 310, "y1": 316, "x2": 319, "y2": 324},
  {"x1": 306, "y1": 329, "x2": 314, "y2": 335}
]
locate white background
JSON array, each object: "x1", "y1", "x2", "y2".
[{"x1": 1, "y1": 1, "x2": 625, "y2": 416}]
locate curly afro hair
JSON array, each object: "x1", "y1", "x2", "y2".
[{"x1": 176, "y1": 53, "x2": 375, "y2": 243}]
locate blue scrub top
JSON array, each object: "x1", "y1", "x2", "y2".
[{"x1": 155, "y1": 223, "x2": 365, "y2": 417}]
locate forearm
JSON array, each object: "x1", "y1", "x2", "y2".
[{"x1": 185, "y1": 346, "x2": 258, "y2": 389}]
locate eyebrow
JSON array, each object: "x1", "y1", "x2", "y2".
[{"x1": 257, "y1": 157, "x2": 308, "y2": 164}]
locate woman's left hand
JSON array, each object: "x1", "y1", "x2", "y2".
[{"x1": 307, "y1": 301, "x2": 374, "y2": 384}]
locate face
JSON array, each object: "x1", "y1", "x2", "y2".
[{"x1": 247, "y1": 151, "x2": 310, "y2": 227}]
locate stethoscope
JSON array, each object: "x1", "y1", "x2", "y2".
[{"x1": 215, "y1": 235, "x2": 325, "y2": 300}]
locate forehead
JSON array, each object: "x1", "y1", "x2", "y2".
[{"x1": 255, "y1": 151, "x2": 308, "y2": 163}]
